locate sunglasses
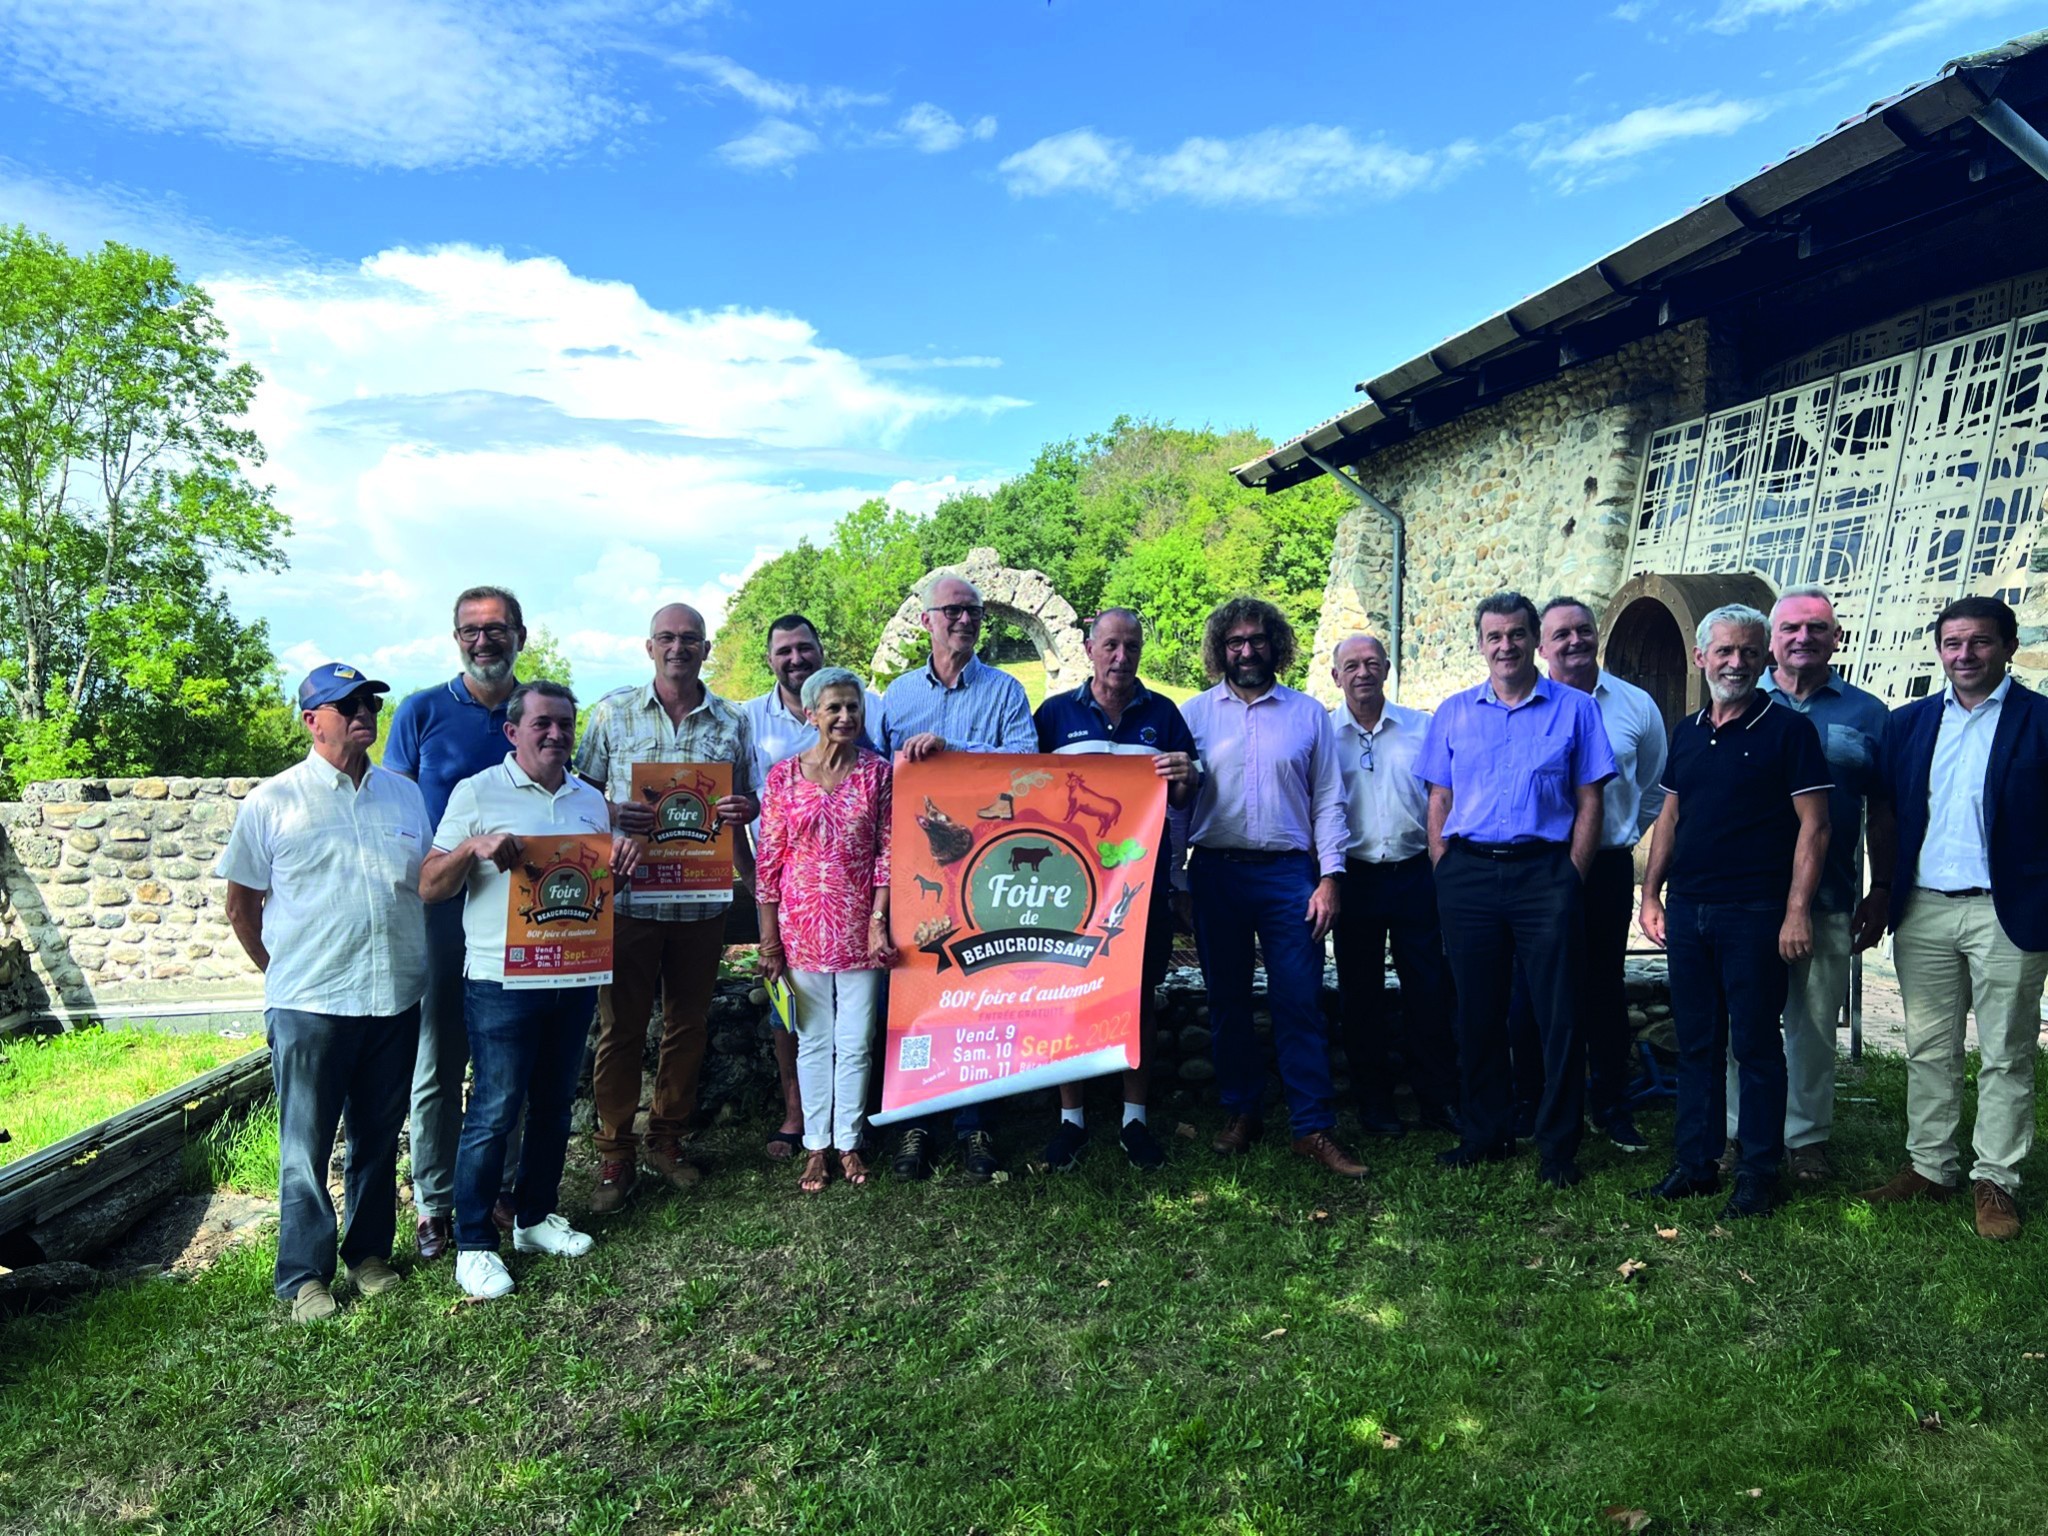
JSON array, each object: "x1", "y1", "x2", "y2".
[{"x1": 319, "y1": 694, "x2": 383, "y2": 719}]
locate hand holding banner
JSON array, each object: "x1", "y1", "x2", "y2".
[
  {"x1": 503, "y1": 832, "x2": 616, "y2": 988},
  {"x1": 629, "y1": 761, "x2": 735, "y2": 906},
  {"x1": 875, "y1": 753, "x2": 1168, "y2": 1125}
]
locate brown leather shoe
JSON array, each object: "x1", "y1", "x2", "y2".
[
  {"x1": 588, "y1": 1158, "x2": 636, "y2": 1214},
  {"x1": 1856, "y1": 1164, "x2": 1954, "y2": 1204},
  {"x1": 414, "y1": 1214, "x2": 451, "y2": 1262},
  {"x1": 1973, "y1": 1178, "x2": 2021, "y2": 1241},
  {"x1": 1292, "y1": 1130, "x2": 1368, "y2": 1179},
  {"x1": 645, "y1": 1139, "x2": 704, "y2": 1190},
  {"x1": 490, "y1": 1196, "x2": 518, "y2": 1234},
  {"x1": 1211, "y1": 1114, "x2": 1263, "y2": 1156}
]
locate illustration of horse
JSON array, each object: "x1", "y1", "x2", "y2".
[
  {"x1": 1063, "y1": 773, "x2": 1123, "y2": 839},
  {"x1": 914, "y1": 873, "x2": 944, "y2": 902},
  {"x1": 1007, "y1": 845, "x2": 1054, "y2": 873}
]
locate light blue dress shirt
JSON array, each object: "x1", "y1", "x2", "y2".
[
  {"x1": 1917, "y1": 675, "x2": 2010, "y2": 893},
  {"x1": 874, "y1": 656, "x2": 1036, "y2": 756}
]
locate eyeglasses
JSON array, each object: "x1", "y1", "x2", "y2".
[
  {"x1": 320, "y1": 694, "x2": 383, "y2": 719},
  {"x1": 927, "y1": 604, "x2": 985, "y2": 625},
  {"x1": 1359, "y1": 736, "x2": 1375, "y2": 774},
  {"x1": 1224, "y1": 634, "x2": 1272, "y2": 655},
  {"x1": 652, "y1": 632, "x2": 707, "y2": 650},
  {"x1": 455, "y1": 624, "x2": 515, "y2": 644}
]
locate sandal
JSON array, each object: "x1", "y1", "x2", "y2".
[
  {"x1": 799, "y1": 1149, "x2": 830, "y2": 1194},
  {"x1": 765, "y1": 1128, "x2": 803, "y2": 1161},
  {"x1": 839, "y1": 1148, "x2": 869, "y2": 1186}
]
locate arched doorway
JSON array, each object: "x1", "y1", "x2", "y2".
[
  {"x1": 871, "y1": 546, "x2": 1092, "y2": 690},
  {"x1": 1601, "y1": 571, "x2": 1779, "y2": 731}
]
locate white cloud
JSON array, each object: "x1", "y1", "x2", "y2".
[
  {"x1": 200, "y1": 242, "x2": 1025, "y2": 694},
  {"x1": 1525, "y1": 96, "x2": 1770, "y2": 189},
  {"x1": 716, "y1": 118, "x2": 821, "y2": 172},
  {"x1": 1838, "y1": 0, "x2": 2025, "y2": 71},
  {"x1": 1701, "y1": 0, "x2": 1864, "y2": 33},
  {"x1": 0, "y1": 0, "x2": 636, "y2": 170},
  {"x1": 665, "y1": 50, "x2": 886, "y2": 115},
  {"x1": 867, "y1": 353, "x2": 1004, "y2": 371},
  {"x1": 998, "y1": 124, "x2": 1477, "y2": 208},
  {"x1": 890, "y1": 103, "x2": 998, "y2": 154},
  {"x1": 882, "y1": 474, "x2": 1002, "y2": 517}
]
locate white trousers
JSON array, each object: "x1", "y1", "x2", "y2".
[
  {"x1": 789, "y1": 969, "x2": 880, "y2": 1153},
  {"x1": 1893, "y1": 892, "x2": 2048, "y2": 1191},
  {"x1": 1726, "y1": 909, "x2": 1851, "y2": 1149}
]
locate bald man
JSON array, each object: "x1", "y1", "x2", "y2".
[{"x1": 576, "y1": 603, "x2": 759, "y2": 1213}]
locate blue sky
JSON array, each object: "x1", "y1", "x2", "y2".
[{"x1": 0, "y1": 0, "x2": 2033, "y2": 695}]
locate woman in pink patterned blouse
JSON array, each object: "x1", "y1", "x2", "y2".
[{"x1": 754, "y1": 668, "x2": 893, "y2": 1192}]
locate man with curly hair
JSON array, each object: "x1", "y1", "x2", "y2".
[{"x1": 1180, "y1": 597, "x2": 1366, "y2": 1180}]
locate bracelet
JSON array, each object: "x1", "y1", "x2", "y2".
[{"x1": 869, "y1": 913, "x2": 887, "y2": 924}]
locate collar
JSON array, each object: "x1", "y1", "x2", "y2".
[
  {"x1": 1332, "y1": 702, "x2": 1398, "y2": 737},
  {"x1": 922, "y1": 655, "x2": 984, "y2": 691},
  {"x1": 640, "y1": 679, "x2": 713, "y2": 719},
  {"x1": 1209, "y1": 679, "x2": 1284, "y2": 708},
  {"x1": 1079, "y1": 678, "x2": 1152, "y2": 718},
  {"x1": 1695, "y1": 690, "x2": 1772, "y2": 732},
  {"x1": 756, "y1": 686, "x2": 805, "y2": 724},
  {"x1": 446, "y1": 674, "x2": 510, "y2": 713},
  {"x1": 1942, "y1": 674, "x2": 2014, "y2": 713},
  {"x1": 1474, "y1": 673, "x2": 1552, "y2": 709},
  {"x1": 500, "y1": 753, "x2": 577, "y2": 795},
  {"x1": 305, "y1": 750, "x2": 369, "y2": 789},
  {"x1": 1762, "y1": 667, "x2": 1842, "y2": 701}
]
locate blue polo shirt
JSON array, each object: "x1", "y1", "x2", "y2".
[
  {"x1": 1759, "y1": 668, "x2": 1888, "y2": 913},
  {"x1": 1417, "y1": 675, "x2": 1616, "y2": 844},
  {"x1": 384, "y1": 676, "x2": 514, "y2": 827}
]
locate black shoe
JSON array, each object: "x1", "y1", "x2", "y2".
[
  {"x1": 891, "y1": 1127, "x2": 934, "y2": 1182},
  {"x1": 962, "y1": 1129, "x2": 1002, "y2": 1181},
  {"x1": 1435, "y1": 1140, "x2": 1514, "y2": 1169},
  {"x1": 1630, "y1": 1167, "x2": 1720, "y2": 1201},
  {"x1": 1512, "y1": 1101, "x2": 1537, "y2": 1142},
  {"x1": 1600, "y1": 1113, "x2": 1651, "y2": 1153},
  {"x1": 1538, "y1": 1161, "x2": 1584, "y2": 1189},
  {"x1": 1119, "y1": 1118, "x2": 1166, "y2": 1170},
  {"x1": 1042, "y1": 1121, "x2": 1089, "y2": 1171},
  {"x1": 1356, "y1": 1096, "x2": 1406, "y2": 1139},
  {"x1": 1720, "y1": 1173, "x2": 1780, "y2": 1220},
  {"x1": 1417, "y1": 1102, "x2": 1461, "y2": 1137}
]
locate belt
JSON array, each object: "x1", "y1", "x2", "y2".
[
  {"x1": 1449, "y1": 838, "x2": 1566, "y2": 862},
  {"x1": 1928, "y1": 886, "x2": 1992, "y2": 899},
  {"x1": 1346, "y1": 852, "x2": 1428, "y2": 869},
  {"x1": 1192, "y1": 846, "x2": 1305, "y2": 865}
]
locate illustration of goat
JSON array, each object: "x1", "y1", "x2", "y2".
[
  {"x1": 914, "y1": 873, "x2": 944, "y2": 902},
  {"x1": 1063, "y1": 773, "x2": 1123, "y2": 839},
  {"x1": 1008, "y1": 845, "x2": 1054, "y2": 873}
]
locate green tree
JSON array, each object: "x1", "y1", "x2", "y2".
[
  {"x1": 0, "y1": 227, "x2": 292, "y2": 792},
  {"x1": 515, "y1": 623, "x2": 576, "y2": 691}
]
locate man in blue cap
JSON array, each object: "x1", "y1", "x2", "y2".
[{"x1": 219, "y1": 663, "x2": 434, "y2": 1321}]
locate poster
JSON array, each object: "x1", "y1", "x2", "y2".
[
  {"x1": 502, "y1": 833, "x2": 616, "y2": 988},
  {"x1": 629, "y1": 761, "x2": 735, "y2": 907},
  {"x1": 874, "y1": 753, "x2": 1168, "y2": 1125}
]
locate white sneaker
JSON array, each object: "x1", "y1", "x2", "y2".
[
  {"x1": 512, "y1": 1212, "x2": 594, "y2": 1258},
  {"x1": 455, "y1": 1250, "x2": 515, "y2": 1300}
]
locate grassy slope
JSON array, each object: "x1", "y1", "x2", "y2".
[
  {"x1": 2, "y1": 1054, "x2": 2046, "y2": 1534},
  {"x1": 0, "y1": 1027, "x2": 257, "y2": 1167}
]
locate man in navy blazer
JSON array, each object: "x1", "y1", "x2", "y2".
[{"x1": 1858, "y1": 596, "x2": 2048, "y2": 1241}]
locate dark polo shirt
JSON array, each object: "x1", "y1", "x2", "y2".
[{"x1": 1661, "y1": 691, "x2": 1831, "y2": 905}]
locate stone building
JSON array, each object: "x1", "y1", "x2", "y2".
[{"x1": 1236, "y1": 31, "x2": 2048, "y2": 720}]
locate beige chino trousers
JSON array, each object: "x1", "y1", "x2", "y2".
[{"x1": 1893, "y1": 891, "x2": 2048, "y2": 1191}]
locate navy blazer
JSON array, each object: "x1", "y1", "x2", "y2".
[{"x1": 1878, "y1": 678, "x2": 2048, "y2": 952}]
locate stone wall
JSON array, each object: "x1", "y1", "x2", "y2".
[
  {"x1": 1310, "y1": 324, "x2": 1713, "y2": 709},
  {"x1": 0, "y1": 778, "x2": 259, "y2": 1012}
]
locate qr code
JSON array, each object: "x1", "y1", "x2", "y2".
[
  {"x1": 508, "y1": 947, "x2": 527, "y2": 963},
  {"x1": 898, "y1": 1035, "x2": 932, "y2": 1072}
]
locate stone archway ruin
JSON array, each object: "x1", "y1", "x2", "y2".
[{"x1": 870, "y1": 547, "x2": 1092, "y2": 690}]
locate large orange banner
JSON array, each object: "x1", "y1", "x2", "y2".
[
  {"x1": 628, "y1": 761, "x2": 735, "y2": 907},
  {"x1": 874, "y1": 753, "x2": 1168, "y2": 1125},
  {"x1": 502, "y1": 833, "x2": 615, "y2": 988}
]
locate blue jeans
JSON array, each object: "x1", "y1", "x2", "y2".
[
  {"x1": 412, "y1": 900, "x2": 521, "y2": 1217},
  {"x1": 456, "y1": 980, "x2": 597, "y2": 1252},
  {"x1": 1190, "y1": 850, "x2": 1336, "y2": 1135},
  {"x1": 1666, "y1": 896, "x2": 1789, "y2": 1181},
  {"x1": 268, "y1": 1004, "x2": 418, "y2": 1299}
]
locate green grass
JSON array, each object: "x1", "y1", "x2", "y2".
[
  {"x1": 3, "y1": 1053, "x2": 2046, "y2": 1534},
  {"x1": 185, "y1": 1100, "x2": 283, "y2": 1196},
  {"x1": 0, "y1": 1025, "x2": 259, "y2": 1167},
  {"x1": 997, "y1": 658, "x2": 1200, "y2": 710}
]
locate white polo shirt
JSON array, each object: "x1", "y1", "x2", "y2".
[
  {"x1": 432, "y1": 754, "x2": 612, "y2": 983},
  {"x1": 1329, "y1": 701, "x2": 1432, "y2": 863},
  {"x1": 215, "y1": 752, "x2": 433, "y2": 1015}
]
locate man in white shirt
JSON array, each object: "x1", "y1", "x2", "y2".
[
  {"x1": 738, "y1": 612, "x2": 881, "y2": 1160},
  {"x1": 1327, "y1": 634, "x2": 1458, "y2": 1140},
  {"x1": 422, "y1": 681, "x2": 641, "y2": 1300},
  {"x1": 219, "y1": 664, "x2": 432, "y2": 1323},
  {"x1": 1506, "y1": 598, "x2": 1668, "y2": 1152}
]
